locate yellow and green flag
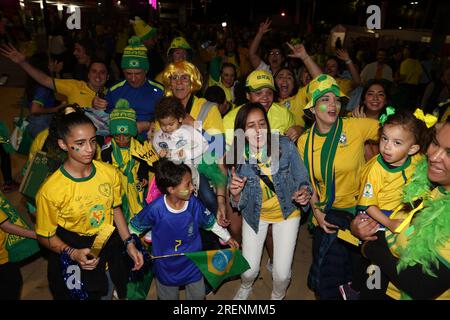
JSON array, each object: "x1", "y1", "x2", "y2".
[{"x1": 185, "y1": 248, "x2": 250, "y2": 290}]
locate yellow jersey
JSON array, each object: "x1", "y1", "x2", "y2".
[
  {"x1": 223, "y1": 102, "x2": 295, "y2": 147},
  {"x1": 358, "y1": 154, "x2": 424, "y2": 212},
  {"x1": 36, "y1": 160, "x2": 122, "y2": 237},
  {"x1": 258, "y1": 162, "x2": 300, "y2": 222},
  {"x1": 297, "y1": 117, "x2": 379, "y2": 210},
  {"x1": 54, "y1": 79, "x2": 99, "y2": 108}
]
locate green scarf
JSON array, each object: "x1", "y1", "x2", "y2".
[
  {"x1": 111, "y1": 139, "x2": 138, "y2": 222},
  {"x1": 303, "y1": 118, "x2": 343, "y2": 211}
]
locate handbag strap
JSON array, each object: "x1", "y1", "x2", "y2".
[{"x1": 251, "y1": 164, "x2": 276, "y2": 194}]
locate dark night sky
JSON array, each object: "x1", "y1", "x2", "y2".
[{"x1": 189, "y1": 0, "x2": 444, "y2": 30}]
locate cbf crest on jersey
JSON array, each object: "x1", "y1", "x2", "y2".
[{"x1": 363, "y1": 183, "x2": 374, "y2": 198}]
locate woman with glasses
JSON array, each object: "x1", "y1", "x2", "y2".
[
  {"x1": 161, "y1": 60, "x2": 230, "y2": 232},
  {"x1": 297, "y1": 74, "x2": 379, "y2": 299},
  {"x1": 248, "y1": 19, "x2": 286, "y2": 75}
]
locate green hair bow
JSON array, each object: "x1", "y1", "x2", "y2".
[{"x1": 379, "y1": 106, "x2": 396, "y2": 125}]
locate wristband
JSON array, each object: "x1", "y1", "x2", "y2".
[
  {"x1": 345, "y1": 59, "x2": 352, "y2": 65},
  {"x1": 123, "y1": 235, "x2": 135, "y2": 247}
]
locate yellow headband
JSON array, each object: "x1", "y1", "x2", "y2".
[{"x1": 413, "y1": 108, "x2": 438, "y2": 128}]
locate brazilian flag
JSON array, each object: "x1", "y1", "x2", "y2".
[{"x1": 185, "y1": 248, "x2": 250, "y2": 290}]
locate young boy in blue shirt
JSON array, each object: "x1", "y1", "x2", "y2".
[{"x1": 129, "y1": 160, "x2": 238, "y2": 300}]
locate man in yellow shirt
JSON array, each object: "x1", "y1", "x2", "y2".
[
  {"x1": 223, "y1": 70, "x2": 296, "y2": 148},
  {"x1": 0, "y1": 43, "x2": 108, "y2": 108}
]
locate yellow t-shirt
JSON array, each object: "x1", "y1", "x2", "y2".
[
  {"x1": 385, "y1": 187, "x2": 450, "y2": 300},
  {"x1": 35, "y1": 160, "x2": 122, "y2": 237},
  {"x1": 400, "y1": 59, "x2": 423, "y2": 85},
  {"x1": 0, "y1": 204, "x2": 9, "y2": 264},
  {"x1": 208, "y1": 79, "x2": 235, "y2": 106},
  {"x1": 258, "y1": 162, "x2": 300, "y2": 222},
  {"x1": 223, "y1": 102, "x2": 295, "y2": 147},
  {"x1": 54, "y1": 79, "x2": 97, "y2": 108},
  {"x1": 358, "y1": 154, "x2": 424, "y2": 212},
  {"x1": 279, "y1": 86, "x2": 307, "y2": 128},
  {"x1": 28, "y1": 129, "x2": 49, "y2": 163},
  {"x1": 297, "y1": 117, "x2": 379, "y2": 210},
  {"x1": 335, "y1": 77, "x2": 353, "y2": 96}
]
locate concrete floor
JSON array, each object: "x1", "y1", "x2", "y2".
[{"x1": 0, "y1": 84, "x2": 316, "y2": 300}]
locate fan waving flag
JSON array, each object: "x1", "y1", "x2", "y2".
[{"x1": 185, "y1": 248, "x2": 250, "y2": 290}]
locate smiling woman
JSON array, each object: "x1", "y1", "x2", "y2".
[
  {"x1": 297, "y1": 74, "x2": 380, "y2": 299},
  {"x1": 228, "y1": 102, "x2": 312, "y2": 300}
]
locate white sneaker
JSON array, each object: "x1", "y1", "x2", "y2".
[
  {"x1": 266, "y1": 259, "x2": 273, "y2": 273},
  {"x1": 233, "y1": 286, "x2": 252, "y2": 300}
]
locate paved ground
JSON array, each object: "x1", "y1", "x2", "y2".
[{"x1": 0, "y1": 82, "x2": 316, "y2": 300}]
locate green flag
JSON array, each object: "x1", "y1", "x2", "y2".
[
  {"x1": 185, "y1": 248, "x2": 250, "y2": 290},
  {"x1": 1, "y1": 192, "x2": 40, "y2": 262}
]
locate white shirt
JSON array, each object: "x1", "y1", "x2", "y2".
[{"x1": 152, "y1": 124, "x2": 208, "y2": 164}]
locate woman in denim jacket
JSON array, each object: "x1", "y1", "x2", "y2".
[{"x1": 228, "y1": 103, "x2": 312, "y2": 300}]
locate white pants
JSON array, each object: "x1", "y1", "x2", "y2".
[{"x1": 240, "y1": 216, "x2": 300, "y2": 300}]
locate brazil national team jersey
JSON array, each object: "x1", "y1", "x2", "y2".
[
  {"x1": 130, "y1": 195, "x2": 216, "y2": 286},
  {"x1": 297, "y1": 117, "x2": 379, "y2": 211},
  {"x1": 358, "y1": 153, "x2": 424, "y2": 213},
  {"x1": 35, "y1": 160, "x2": 122, "y2": 237}
]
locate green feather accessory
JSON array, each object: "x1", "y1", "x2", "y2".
[
  {"x1": 197, "y1": 162, "x2": 227, "y2": 188},
  {"x1": 396, "y1": 158, "x2": 450, "y2": 278},
  {"x1": 402, "y1": 156, "x2": 431, "y2": 204}
]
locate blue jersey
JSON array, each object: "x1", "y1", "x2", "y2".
[
  {"x1": 30, "y1": 85, "x2": 55, "y2": 108},
  {"x1": 105, "y1": 79, "x2": 164, "y2": 122},
  {"x1": 130, "y1": 195, "x2": 216, "y2": 286}
]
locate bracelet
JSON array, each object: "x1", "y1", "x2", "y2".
[
  {"x1": 345, "y1": 59, "x2": 352, "y2": 65},
  {"x1": 123, "y1": 235, "x2": 135, "y2": 247},
  {"x1": 217, "y1": 195, "x2": 226, "y2": 198},
  {"x1": 63, "y1": 246, "x2": 75, "y2": 260}
]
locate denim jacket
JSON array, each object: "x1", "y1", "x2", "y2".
[{"x1": 230, "y1": 135, "x2": 311, "y2": 233}]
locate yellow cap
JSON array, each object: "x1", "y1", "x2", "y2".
[
  {"x1": 304, "y1": 74, "x2": 347, "y2": 109},
  {"x1": 245, "y1": 70, "x2": 276, "y2": 92},
  {"x1": 167, "y1": 37, "x2": 192, "y2": 56}
]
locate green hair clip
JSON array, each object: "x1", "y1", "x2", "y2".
[{"x1": 379, "y1": 106, "x2": 396, "y2": 125}]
